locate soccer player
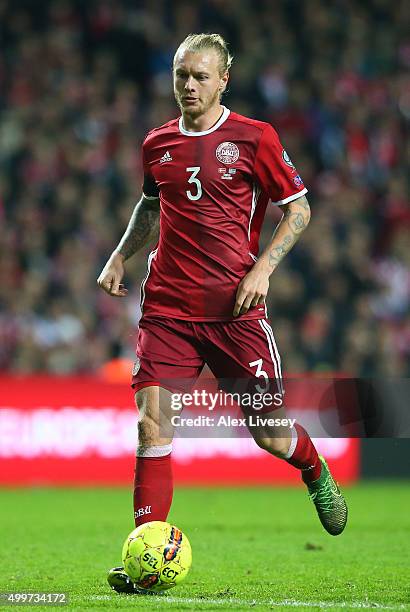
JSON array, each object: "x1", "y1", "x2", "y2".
[{"x1": 98, "y1": 34, "x2": 348, "y2": 593}]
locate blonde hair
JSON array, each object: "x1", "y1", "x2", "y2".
[{"x1": 173, "y1": 33, "x2": 233, "y2": 76}]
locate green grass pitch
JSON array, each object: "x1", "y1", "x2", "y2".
[{"x1": 0, "y1": 483, "x2": 409, "y2": 611}]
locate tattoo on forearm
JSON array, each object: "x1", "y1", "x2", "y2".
[
  {"x1": 287, "y1": 211, "x2": 305, "y2": 233},
  {"x1": 268, "y1": 198, "x2": 310, "y2": 269},
  {"x1": 117, "y1": 196, "x2": 160, "y2": 261},
  {"x1": 268, "y1": 235, "x2": 292, "y2": 267}
]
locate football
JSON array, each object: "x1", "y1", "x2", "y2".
[{"x1": 122, "y1": 521, "x2": 192, "y2": 592}]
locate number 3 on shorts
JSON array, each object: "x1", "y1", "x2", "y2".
[
  {"x1": 186, "y1": 166, "x2": 202, "y2": 201},
  {"x1": 249, "y1": 358, "x2": 270, "y2": 393}
]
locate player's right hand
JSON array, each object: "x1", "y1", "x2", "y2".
[{"x1": 97, "y1": 251, "x2": 129, "y2": 297}]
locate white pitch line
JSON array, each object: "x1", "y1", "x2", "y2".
[
  {"x1": 87, "y1": 595, "x2": 406, "y2": 609},
  {"x1": 267, "y1": 601, "x2": 407, "y2": 610}
]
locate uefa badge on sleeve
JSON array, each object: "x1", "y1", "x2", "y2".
[{"x1": 282, "y1": 149, "x2": 296, "y2": 171}]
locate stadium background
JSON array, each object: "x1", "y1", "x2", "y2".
[{"x1": 0, "y1": 0, "x2": 409, "y2": 481}]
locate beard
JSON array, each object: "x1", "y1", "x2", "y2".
[{"x1": 174, "y1": 86, "x2": 221, "y2": 117}]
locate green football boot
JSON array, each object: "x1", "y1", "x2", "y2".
[
  {"x1": 307, "y1": 456, "x2": 348, "y2": 536},
  {"x1": 107, "y1": 567, "x2": 142, "y2": 594}
]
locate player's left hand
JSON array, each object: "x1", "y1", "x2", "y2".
[{"x1": 233, "y1": 266, "x2": 270, "y2": 317}]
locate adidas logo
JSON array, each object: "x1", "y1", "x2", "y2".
[{"x1": 160, "y1": 150, "x2": 172, "y2": 163}]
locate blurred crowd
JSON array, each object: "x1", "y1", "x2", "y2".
[{"x1": 0, "y1": 0, "x2": 409, "y2": 377}]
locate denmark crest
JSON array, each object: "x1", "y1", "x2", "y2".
[{"x1": 216, "y1": 141, "x2": 239, "y2": 164}]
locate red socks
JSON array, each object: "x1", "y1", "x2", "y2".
[
  {"x1": 132, "y1": 426, "x2": 319, "y2": 525},
  {"x1": 133, "y1": 446, "x2": 173, "y2": 527},
  {"x1": 284, "y1": 423, "x2": 322, "y2": 483}
]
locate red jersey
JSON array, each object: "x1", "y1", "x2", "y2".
[{"x1": 141, "y1": 106, "x2": 307, "y2": 321}]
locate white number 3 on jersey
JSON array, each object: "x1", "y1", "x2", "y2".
[
  {"x1": 186, "y1": 166, "x2": 202, "y2": 201},
  {"x1": 249, "y1": 358, "x2": 270, "y2": 393}
]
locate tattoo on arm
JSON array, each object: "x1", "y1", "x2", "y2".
[
  {"x1": 268, "y1": 196, "x2": 311, "y2": 269},
  {"x1": 117, "y1": 195, "x2": 160, "y2": 261},
  {"x1": 268, "y1": 235, "x2": 292, "y2": 267},
  {"x1": 286, "y1": 210, "x2": 305, "y2": 234}
]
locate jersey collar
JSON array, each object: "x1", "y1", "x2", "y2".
[{"x1": 178, "y1": 106, "x2": 230, "y2": 136}]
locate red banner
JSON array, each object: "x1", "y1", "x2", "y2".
[{"x1": 0, "y1": 376, "x2": 359, "y2": 486}]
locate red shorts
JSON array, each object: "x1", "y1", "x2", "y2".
[{"x1": 132, "y1": 316, "x2": 283, "y2": 405}]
